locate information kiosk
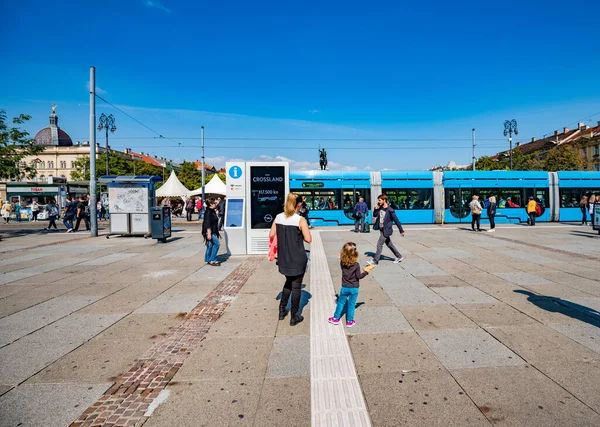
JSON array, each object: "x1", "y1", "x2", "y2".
[
  {"x1": 99, "y1": 176, "x2": 162, "y2": 238},
  {"x1": 224, "y1": 161, "x2": 289, "y2": 255}
]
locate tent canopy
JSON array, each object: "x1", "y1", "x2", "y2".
[
  {"x1": 156, "y1": 171, "x2": 190, "y2": 198},
  {"x1": 190, "y1": 174, "x2": 226, "y2": 196}
]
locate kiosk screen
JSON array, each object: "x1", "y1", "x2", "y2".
[
  {"x1": 250, "y1": 166, "x2": 285, "y2": 229},
  {"x1": 226, "y1": 198, "x2": 244, "y2": 227}
]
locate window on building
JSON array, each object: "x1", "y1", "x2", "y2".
[
  {"x1": 71, "y1": 161, "x2": 75, "y2": 169},
  {"x1": 48, "y1": 175, "x2": 53, "y2": 182},
  {"x1": 60, "y1": 161, "x2": 66, "y2": 168},
  {"x1": 595, "y1": 145, "x2": 599, "y2": 156},
  {"x1": 39, "y1": 161, "x2": 45, "y2": 168},
  {"x1": 48, "y1": 161, "x2": 54, "y2": 168},
  {"x1": 19, "y1": 161, "x2": 26, "y2": 168},
  {"x1": 39, "y1": 175, "x2": 46, "y2": 183},
  {"x1": 595, "y1": 164, "x2": 600, "y2": 172}
]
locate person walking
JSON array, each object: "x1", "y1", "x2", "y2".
[
  {"x1": 217, "y1": 196, "x2": 226, "y2": 230},
  {"x1": 527, "y1": 196, "x2": 537, "y2": 226},
  {"x1": 196, "y1": 198, "x2": 203, "y2": 220},
  {"x1": 14, "y1": 201, "x2": 21, "y2": 223},
  {"x1": 186, "y1": 197, "x2": 195, "y2": 222},
  {"x1": 44, "y1": 199, "x2": 59, "y2": 231},
  {"x1": 580, "y1": 195, "x2": 589, "y2": 225},
  {"x1": 353, "y1": 197, "x2": 368, "y2": 233},
  {"x1": 202, "y1": 197, "x2": 221, "y2": 266},
  {"x1": 269, "y1": 193, "x2": 312, "y2": 326},
  {"x1": 469, "y1": 195, "x2": 483, "y2": 231},
  {"x1": 73, "y1": 196, "x2": 90, "y2": 232},
  {"x1": 589, "y1": 194, "x2": 597, "y2": 228},
  {"x1": 369, "y1": 194, "x2": 404, "y2": 265},
  {"x1": 299, "y1": 195, "x2": 312, "y2": 229},
  {"x1": 62, "y1": 197, "x2": 76, "y2": 232},
  {"x1": 1, "y1": 201, "x2": 10, "y2": 223},
  {"x1": 487, "y1": 196, "x2": 497, "y2": 233},
  {"x1": 31, "y1": 200, "x2": 40, "y2": 222},
  {"x1": 328, "y1": 242, "x2": 373, "y2": 328}
]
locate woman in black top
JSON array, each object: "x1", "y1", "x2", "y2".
[
  {"x1": 202, "y1": 197, "x2": 221, "y2": 266},
  {"x1": 487, "y1": 196, "x2": 497, "y2": 233},
  {"x1": 269, "y1": 193, "x2": 312, "y2": 326}
]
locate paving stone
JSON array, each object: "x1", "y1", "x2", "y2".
[
  {"x1": 494, "y1": 272, "x2": 553, "y2": 285},
  {"x1": 0, "y1": 252, "x2": 50, "y2": 267},
  {"x1": 266, "y1": 335, "x2": 310, "y2": 378},
  {"x1": 160, "y1": 246, "x2": 202, "y2": 259},
  {"x1": 135, "y1": 293, "x2": 206, "y2": 313},
  {"x1": 484, "y1": 324, "x2": 600, "y2": 363},
  {"x1": 144, "y1": 379, "x2": 263, "y2": 427},
  {"x1": 79, "y1": 252, "x2": 139, "y2": 265},
  {"x1": 548, "y1": 322, "x2": 600, "y2": 354},
  {"x1": 386, "y1": 284, "x2": 449, "y2": 307},
  {"x1": 253, "y1": 377, "x2": 311, "y2": 427},
  {"x1": 400, "y1": 305, "x2": 478, "y2": 331},
  {"x1": 348, "y1": 332, "x2": 443, "y2": 375},
  {"x1": 399, "y1": 259, "x2": 449, "y2": 277},
  {"x1": 433, "y1": 287, "x2": 498, "y2": 304},
  {"x1": 207, "y1": 305, "x2": 278, "y2": 338},
  {"x1": 456, "y1": 303, "x2": 539, "y2": 328},
  {"x1": 418, "y1": 275, "x2": 471, "y2": 288},
  {"x1": 358, "y1": 371, "x2": 490, "y2": 427},
  {"x1": 0, "y1": 385, "x2": 12, "y2": 396},
  {"x1": 452, "y1": 365, "x2": 600, "y2": 426},
  {"x1": 420, "y1": 328, "x2": 525, "y2": 369},
  {"x1": 0, "y1": 295, "x2": 102, "y2": 346},
  {"x1": 534, "y1": 359, "x2": 600, "y2": 413},
  {"x1": 97, "y1": 313, "x2": 182, "y2": 342},
  {"x1": 0, "y1": 383, "x2": 111, "y2": 427},
  {"x1": 185, "y1": 261, "x2": 242, "y2": 282},
  {"x1": 175, "y1": 337, "x2": 274, "y2": 381},
  {"x1": 344, "y1": 305, "x2": 413, "y2": 335}
]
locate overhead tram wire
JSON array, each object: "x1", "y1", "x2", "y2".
[{"x1": 94, "y1": 94, "x2": 184, "y2": 148}]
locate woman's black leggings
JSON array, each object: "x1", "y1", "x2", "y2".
[
  {"x1": 489, "y1": 215, "x2": 495, "y2": 229},
  {"x1": 581, "y1": 207, "x2": 588, "y2": 224},
  {"x1": 280, "y1": 274, "x2": 305, "y2": 314}
]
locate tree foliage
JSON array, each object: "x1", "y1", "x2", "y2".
[
  {"x1": 475, "y1": 148, "x2": 543, "y2": 171},
  {"x1": 542, "y1": 145, "x2": 588, "y2": 171},
  {"x1": 0, "y1": 109, "x2": 44, "y2": 180}
]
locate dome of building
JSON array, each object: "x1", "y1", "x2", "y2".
[{"x1": 34, "y1": 107, "x2": 73, "y2": 146}]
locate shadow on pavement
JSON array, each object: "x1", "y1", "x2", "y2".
[
  {"x1": 363, "y1": 251, "x2": 395, "y2": 261},
  {"x1": 514, "y1": 290, "x2": 600, "y2": 327},
  {"x1": 276, "y1": 288, "x2": 312, "y2": 316}
]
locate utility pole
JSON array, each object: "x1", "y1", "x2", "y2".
[
  {"x1": 472, "y1": 128, "x2": 476, "y2": 171},
  {"x1": 89, "y1": 66, "x2": 98, "y2": 237},
  {"x1": 201, "y1": 126, "x2": 205, "y2": 217},
  {"x1": 503, "y1": 119, "x2": 519, "y2": 170}
]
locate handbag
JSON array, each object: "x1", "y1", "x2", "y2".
[{"x1": 268, "y1": 235, "x2": 278, "y2": 262}]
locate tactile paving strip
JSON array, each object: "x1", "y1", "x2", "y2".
[
  {"x1": 69, "y1": 256, "x2": 262, "y2": 427},
  {"x1": 310, "y1": 232, "x2": 372, "y2": 427}
]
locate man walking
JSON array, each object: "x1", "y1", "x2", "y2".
[
  {"x1": 185, "y1": 197, "x2": 195, "y2": 222},
  {"x1": 73, "y1": 195, "x2": 90, "y2": 232},
  {"x1": 217, "y1": 196, "x2": 226, "y2": 230},
  {"x1": 62, "y1": 197, "x2": 76, "y2": 232},
  {"x1": 369, "y1": 194, "x2": 404, "y2": 265},
  {"x1": 353, "y1": 197, "x2": 368, "y2": 232}
]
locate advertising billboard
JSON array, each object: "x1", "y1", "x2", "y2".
[{"x1": 249, "y1": 166, "x2": 286, "y2": 229}]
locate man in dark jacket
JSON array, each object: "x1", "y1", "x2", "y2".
[
  {"x1": 353, "y1": 197, "x2": 368, "y2": 232},
  {"x1": 369, "y1": 194, "x2": 404, "y2": 265},
  {"x1": 216, "y1": 196, "x2": 226, "y2": 230}
]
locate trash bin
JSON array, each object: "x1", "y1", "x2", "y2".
[{"x1": 151, "y1": 206, "x2": 172, "y2": 243}]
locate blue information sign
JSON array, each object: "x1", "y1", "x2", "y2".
[
  {"x1": 226, "y1": 198, "x2": 244, "y2": 227},
  {"x1": 229, "y1": 166, "x2": 243, "y2": 179}
]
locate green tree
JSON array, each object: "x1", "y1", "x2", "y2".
[
  {"x1": 70, "y1": 153, "x2": 167, "y2": 181},
  {"x1": 177, "y1": 161, "x2": 203, "y2": 190},
  {"x1": 0, "y1": 109, "x2": 44, "y2": 180},
  {"x1": 475, "y1": 156, "x2": 507, "y2": 171},
  {"x1": 511, "y1": 147, "x2": 542, "y2": 171},
  {"x1": 543, "y1": 145, "x2": 588, "y2": 171}
]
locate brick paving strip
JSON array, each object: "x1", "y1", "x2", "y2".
[
  {"x1": 310, "y1": 231, "x2": 372, "y2": 426},
  {"x1": 70, "y1": 256, "x2": 263, "y2": 427}
]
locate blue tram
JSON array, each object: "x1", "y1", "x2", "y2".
[
  {"x1": 286, "y1": 170, "x2": 600, "y2": 225},
  {"x1": 441, "y1": 171, "x2": 551, "y2": 224},
  {"x1": 556, "y1": 171, "x2": 600, "y2": 222},
  {"x1": 289, "y1": 170, "x2": 372, "y2": 226}
]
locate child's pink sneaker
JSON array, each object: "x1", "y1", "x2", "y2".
[
  {"x1": 328, "y1": 317, "x2": 340, "y2": 325},
  {"x1": 346, "y1": 320, "x2": 356, "y2": 328}
]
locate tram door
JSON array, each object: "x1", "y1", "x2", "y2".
[
  {"x1": 342, "y1": 185, "x2": 371, "y2": 222},
  {"x1": 446, "y1": 187, "x2": 472, "y2": 223}
]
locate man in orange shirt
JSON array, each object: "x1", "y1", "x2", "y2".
[{"x1": 526, "y1": 197, "x2": 537, "y2": 226}]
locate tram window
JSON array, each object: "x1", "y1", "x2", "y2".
[
  {"x1": 524, "y1": 188, "x2": 549, "y2": 207},
  {"x1": 313, "y1": 190, "x2": 340, "y2": 210},
  {"x1": 559, "y1": 188, "x2": 581, "y2": 208},
  {"x1": 293, "y1": 190, "x2": 313, "y2": 209},
  {"x1": 496, "y1": 189, "x2": 522, "y2": 208},
  {"x1": 384, "y1": 189, "x2": 433, "y2": 209}
]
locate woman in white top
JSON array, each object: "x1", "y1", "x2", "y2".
[
  {"x1": 31, "y1": 200, "x2": 40, "y2": 222},
  {"x1": 269, "y1": 193, "x2": 312, "y2": 326}
]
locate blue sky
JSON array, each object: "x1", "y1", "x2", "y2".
[{"x1": 2, "y1": 0, "x2": 599, "y2": 170}]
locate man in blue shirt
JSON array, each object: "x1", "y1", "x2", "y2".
[{"x1": 353, "y1": 197, "x2": 369, "y2": 232}]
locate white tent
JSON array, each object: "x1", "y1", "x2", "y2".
[
  {"x1": 156, "y1": 170, "x2": 190, "y2": 198},
  {"x1": 190, "y1": 174, "x2": 226, "y2": 196}
]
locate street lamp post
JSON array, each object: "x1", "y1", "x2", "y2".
[
  {"x1": 98, "y1": 113, "x2": 116, "y2": 176},
  {"x1": 201, "y1": 126, "x2": 205, "y2": 218},
  {"x1": 503, "y1": 119, "x2": 518, "y2": 170}
]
